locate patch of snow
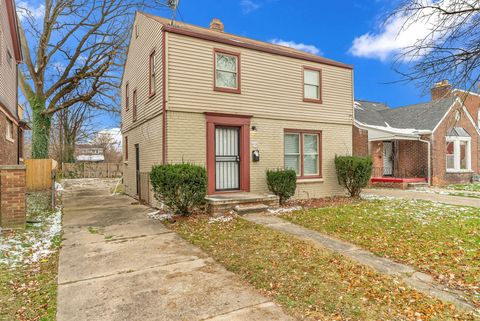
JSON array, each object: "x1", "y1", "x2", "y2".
[
  {"x1": 354, "y1": 102, "x2": 364, "y2": 110},
  {"x1": 267, "y1": 206, "x2": 303, "y2": 215},
  {"x1": 361, "y1": 194, "x2": 398, "y2": 201},
  {"x1": 147, "y1": 211, "x2": 173, "y2": 221},
  {"x1": 0, "y1": 206, "x2": 62, "y2": 267},
  {"x1": 55, "y1": 182, "x2": 64, "y2": 191},
  {"x1": 209, "y1": 215, "x2": 236, "y2": 224},
  {"x1": 355, "y1": 120, "x2": 432, "y2": 136}
]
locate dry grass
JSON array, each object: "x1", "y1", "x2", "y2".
[{"x1": 168, "y1": 216, "x2": 475, "y2": 320}]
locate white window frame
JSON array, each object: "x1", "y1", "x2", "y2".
[
  {"x1": 445, "y1": 136, "x2": 472, "y2": 173},
  {"x1": 214, "y1": 50, "x2": 240, "y2": 91},
  {"x1": 5, "y1": 119, "x2": 13, "y2": 142}
]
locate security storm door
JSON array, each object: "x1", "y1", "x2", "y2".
[
  {"x1": 383, "y1": 141, "x2": 394, "y2": 176},
  {"x1": 215, "y1": 126, "x2": 240, "y2": 191}
]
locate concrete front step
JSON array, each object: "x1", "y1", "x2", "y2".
[
  {"x1": 206, "y1": 193, "x2": 279, "y2": 216},
  {"x1": 407, "y1": 182, "x2": 429, "y2": 190},
  {"x1": 234, "y1": 204, "x2": 269, "y2": 215}
]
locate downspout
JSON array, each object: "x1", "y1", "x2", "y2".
[{"x1": 419, "y1": 138, "x2": 431, "y2": 185}]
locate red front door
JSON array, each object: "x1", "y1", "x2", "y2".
[{"x1": 206, "y1": 113, "x2": 251, "y2": 195}]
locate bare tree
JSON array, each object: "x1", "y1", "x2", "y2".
[
  {"x1": 18, "y1": 0, "x2": 171, "y2": 159},
  {"x1": 50, "y1": 103, "x2": 94, "y2": 163},
  {"x1": 392, "y1": 0, "x2": 480, "y2": 92},
  {"x1": 92, "y1": 130, "x2": 122, "y2": 163}
]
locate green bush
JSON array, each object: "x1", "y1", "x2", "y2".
[
  {"x1": 266, "y1": 169, "x2": 297, "y2": 205},
  {"x1": 150, "y1": 163, "x2": 207, "y2": 215},
  {"x1": 335, "y1": 155, "x2": 373, "y2": 197}
]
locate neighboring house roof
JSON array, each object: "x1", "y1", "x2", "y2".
[
  {"x1": 5, "y1": 0, "x2": 22, "y2": 62},
  {"x1": 139, "y1": 12, "x2": 352, "y2": 70},
  {"x1": 354, "y1": 97, "x2": 456, "y2": 133},
  {"x1": 76, "y1": 155, "x2": 105, "y2": 162}
]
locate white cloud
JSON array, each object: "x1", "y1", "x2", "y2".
[
  {"x1": 16, "y1": 1, "x2": 45, "y2": 21},
  {"x1": 349, "y1": 0, "x2": 473, "y2": 61},
  {"x1": 240, "y1": 0, "x2": 261, "y2": 14},
  {"x1": 269, "y1": 39, "x2": 322, "y2": 55}
]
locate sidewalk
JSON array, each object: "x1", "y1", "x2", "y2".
[
  {"x1": 57, "y1": 179, "x2": 293, "y2": 321},
  {"x1": 244, "y1": 214, "x2": 477, "y2": 314},
  {"x1": 363, "y1": 188, "x2": 480, "y2": 207}
]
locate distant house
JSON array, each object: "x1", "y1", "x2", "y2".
[
  {"x1": 0, "y1": 0, "x2": 28, "y2": 165},
  {"x1": 75, "y1": 144, "x2": 105, "y2": 163},
  {"x1": 121, "y1": 13, "x2": 354, "y2": 208},
  {"x1": 353, "y1": 81, "x2": 480, "y2": 187}
]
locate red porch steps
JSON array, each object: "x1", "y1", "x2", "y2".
[{"x1": 370, "y1": 177, "x2": 428, "y2": 190}]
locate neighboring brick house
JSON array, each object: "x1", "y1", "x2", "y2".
[
  {"x1": 121, "y1": 13, "x2": 354, "y2": 209},
  {"x1": 0, "y1": 0, "x2": 27, "y2": 165},
  {"x1": 353, "y1": 81, "x2": 480, "y2": 187},
  {"x1": 0, "y1": 0, "x2": 27, "y2": 229}
]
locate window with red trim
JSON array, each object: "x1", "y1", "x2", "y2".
[
  {"x1": 149, "y1": 50, "x2": 156, "y2": 96},
  {"x1": 214, "y1": 49, "x2": 240, "y2": 93},
  {"x1": 125, "y1": 83, "x2": 129, "y2": 110},
  {"x1": 132, "y1": 89, "x2": 137, "y2": 121},
  {"x1": 284, "y1": 131, "x2": 322, "y2": 178},
  {"x1": 303, "y1": 67, "x2": 322, "y2": 103}
]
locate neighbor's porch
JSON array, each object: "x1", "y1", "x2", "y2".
[{"x1": 369, "y1": 138, "x2": 429, "y2": 189}]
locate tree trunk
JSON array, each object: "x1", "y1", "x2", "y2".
[{"x1": 30, "y1": 96, "x2": 51, "y2": 159}]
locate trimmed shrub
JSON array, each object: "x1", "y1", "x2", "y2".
[
  {"x1": 150, "y1": 163, "x2": 207, "y2": 215},
  {"x1": 266, "y1": 169, "x2": 297, "y2": 205},
  {"x1": 335, "y1": 155, "x2": 373, "y2": 197}
]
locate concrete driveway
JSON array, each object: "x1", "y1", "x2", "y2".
[{"x1": 57, "y1": 179, "x2": 293, "y2": 321}]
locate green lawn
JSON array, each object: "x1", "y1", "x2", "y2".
[
  {"x1": 448, "y1": 183, "x2": 480, "y2": 192},
  {"x1": 169, "y1": 217, "x2": 475, "y2": 320},
  {"x1": 0, "y1": 192, "x2": 61, "y2": 320},
  {"x1": 281, "y1": 199, "x2": 480, "y2": 307}
]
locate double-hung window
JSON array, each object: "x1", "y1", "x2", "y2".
[
  {"x1": 446, "y1": 136, "x2": 471, "y2": 172},
  {"x1": 284, "y1": 131, "x2": 321, "y2": 178},
  {"x1": 6, "y1": 119, "x2": 13, "y2": 141},
  {"x1": 214, "y1": 49, "x2": 240, "y2": 93},
  {"x1": 303, "y1": 67, "x2": 322, "y2": 103},
  {"x1": 132, "y1": 89, "x2": 137, "y2": 122},
  {"x1": 149, "y1": 50, "x2": 156, "y2": 96},
  {"x1": 125, "y1": 83, "x2": 129, "y2": 110}
]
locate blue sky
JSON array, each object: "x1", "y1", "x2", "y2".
[
  {"x1": 19, "y1": 0, "x2": 440, "y2": 131},
  {"x1": 168, "y1": 0, "x2": 433, "y2": 107}
]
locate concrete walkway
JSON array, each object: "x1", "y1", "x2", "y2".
[
  {"x1": 363, "y1": 188, "x2": 480, "y2": 207},
  {"x1": 244, "y1": 214, "x2": 478, "y2": 314},
  {"x1": 57, "y1": 179, "x2": 293, "y2": 321}
]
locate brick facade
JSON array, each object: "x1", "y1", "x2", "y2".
[
  {"x1": 0, "y1": 113, "x2": 19, "y2": 165},
  {"x1": 0, "y1": 165, "x2": 26, "y2": 229},
  {"x1": 352, "y1": 125, "x2": 368, "y2": 157}
]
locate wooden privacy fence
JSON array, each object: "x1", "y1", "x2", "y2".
[
  {"x1": 61, "y1": 163, "x2": 123, "y2": 179},
  {"x1": 25, "y1": 159, "x2": 58, "y2": 191}
]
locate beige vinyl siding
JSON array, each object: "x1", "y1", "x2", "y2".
[
  {"x1": 0, "y1": 0, "x2": 18, "y2": 115},
  {"x1": 167, "y1": 111, "x2": 351, "y2": 198},
  {"x1": 166, "y1": 33, "x2": 353, "y2": 125},
  {"x1": 122, "y1": 13, "x2": 164, "y2": 132},
  {"x1": 123, "y1": 115, "x2": 163, "y2": 203}
]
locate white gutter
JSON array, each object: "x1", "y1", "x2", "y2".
[{"x1": 418, "y1": 138, "x2": 431, "y2": 185}]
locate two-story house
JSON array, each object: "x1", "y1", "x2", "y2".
[
  {"x1": 0, "y1": 0, "x2": 26, "y2": 165},
  {"x1": 75, "y1": 144, "x2": 105, "y2": 163},
  {"x1": 122, "y1": 13, "x2": 353, "y2": 209}
]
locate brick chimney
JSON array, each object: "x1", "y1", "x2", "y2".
[
  {"x1": 209, "y1": 18, "x2": 224, "y2": 32},
  {"x1": 431, "y1": 80, "x2": 452, "y2": 100}
]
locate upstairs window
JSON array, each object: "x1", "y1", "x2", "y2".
[
  {"x1": 149, "y1": 50, "x2": 156, "y2": 96},
  {"x1": 132, "y1": 89, "x2": 137, "y2": 121},
  {"x1": 214, "y1": 49, "x2": 240, "y2": 93},
  {"x1": 125, "y1": 82, "x2": 129, "y2": 110},
  {"x1": 303, "y1": 67, "x2": 322, "y2": 103}
]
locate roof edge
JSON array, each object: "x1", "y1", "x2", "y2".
[
  {"x1": 140, "y1": 12, "x2": 353, "y2": 70},
  {"x1": 5, "y1": 0, "x2": 22, "y2": 62}
]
